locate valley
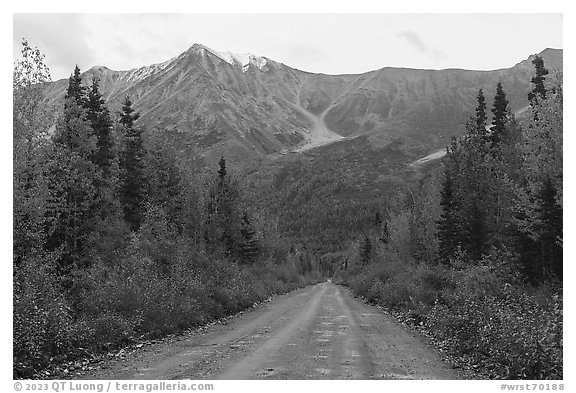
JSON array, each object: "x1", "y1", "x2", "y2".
[{"x1": 14, "y1": 33, "x2": 563, "y2": 381}]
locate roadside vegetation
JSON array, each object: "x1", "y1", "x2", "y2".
[
  {"x1": 336, "y1": 56, "x2": 563, "y2": 379},
  {"x1": 13, "y1": 41, "x2": 320, "y2": 378}
]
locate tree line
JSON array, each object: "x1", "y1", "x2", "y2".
[{"x1": 437, "y1": 55, "x2": 562, "y2": 283}]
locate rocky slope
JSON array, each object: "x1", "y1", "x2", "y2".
[{"x1": 43, "y1": 45, "x2": 562, "y2": 164}]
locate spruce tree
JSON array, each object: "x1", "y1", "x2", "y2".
[
  {"x1": 64, "y1": 65, "x2": 86, "y2": 109},
  {"x1": 528, "y1": 55, "x2": 549, "y2": 105},
  {"x1": 534, "y1": 177, "x2": 563, "y2": 279},
  {"x1": 490, "y1": 82, "x2": 509, "y2": 148},
  {"x1": 45, "y1": 98, "x2": 100, "y2": 274},
  {"x1": 475, "y1": 88, "x2": 488, "y2": 138},
  {"x1": 119, "y1": 96, "x2": 147, "y2": 231},
  {"x1": 437, "y1": 139, "x2": 464, "y2": 263},
  {"x1": 86, "y1": 77, "x2": 114, "y2": 175},
  {"x1": 204, "y1": 156, "x2": 242, "y2": 257}
]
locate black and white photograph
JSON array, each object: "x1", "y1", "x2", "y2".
[{"x1": 10, "y1": 7, "x2": 565, "y2": 390}]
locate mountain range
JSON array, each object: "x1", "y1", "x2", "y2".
[{"x1": 43, "y1": 44, "x2": 563, "y2": 168}]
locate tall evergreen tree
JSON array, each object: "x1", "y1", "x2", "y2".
[
  {"x1": 119, "y1": 96, "x2": 140, "y2": 129},
  {"x1": 490, "y1": 82, "x2": 510, "y2": 148},
  {"x1": 45, "y1": 98, "x2": 100, "y2": 274},
  {"x1": 204, "y1": 157, "x2": 244, "y2": 257},
  {"x1": 528, "y1": 55, "x2": 549, "y2": 105},
  {"x1": 119, "y1": 96, "x2": 147, "y2": 231},
  {"x1": 533, "y1": 177, "x2": 562, "y2": 279},
  {"x1": 86, "y1": 77, "x2": 114, "y2": 176},
  {"x1": 64, "y1": 65, "x2": 86, "y2": 109},
  {"x1": 437, "y1": 138, "x2": 466, "y2": 263},
  {"x1": 475, "y1": 88, "x2": 488, "y2": 138}
]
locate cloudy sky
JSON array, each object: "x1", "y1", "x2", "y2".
[{"x1": 13, "y1": 13, "x2": 563, "y2": 81}]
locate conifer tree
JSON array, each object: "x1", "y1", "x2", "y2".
[
  {"x1": 528, "y1": 55, "x2": 549, "y2": 105},
  {"x1": 204, "y1": 157, "x2": 243, "y2": 257},
  {"x1": 64, "y1": 65, "x2": 86, "y2": 109},
  {"x1": 437, "y1": 139, "x2": 464, "y2": 263},
  {"x1": 86, "y1": 77, "x2": 114, "y2": 176},
  {"x1": 490, "y1": 82, "x2": 510, "y2": 148},
  {"x1": 119, "y1": 96, "x2": 147, "y2": 231},
  {"x1": 475, "y1": 88, "x2": 488, "y2": 138},
  {"x1": 45, "y1": 98, "x2": 100, "y2": 274},
  {"x1": 533, "y1": 177, "x2": 562, "y2": 279}
]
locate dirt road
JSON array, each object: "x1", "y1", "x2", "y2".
[{"x1": 79, "y1": 281, "x2": 458, "y2": 380}]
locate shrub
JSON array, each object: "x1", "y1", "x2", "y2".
[
  {"x1": 13, "y1": 215, "x2": 323, "y2": 378},
  {"x1": 13, "y1": 256, "x2": 73, "y2": 378},
  {"x1": 343, "y1": 248, "x2": 562, "y2": 379},
  {"x1": 427, "y1": 263, "x2": 562, "y2": 379}
]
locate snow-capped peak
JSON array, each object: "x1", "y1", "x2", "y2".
[{"x1": 191, "y1": 43, "x2": 269, "y2": 72}]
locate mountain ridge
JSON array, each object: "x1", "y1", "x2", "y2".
[{"x1": 42, "y1": 45, "x2": 563, "y2": 166}]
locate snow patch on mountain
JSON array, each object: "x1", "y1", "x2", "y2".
[{"x1": 193, "y1": 44, "x2": 269, "y2": 72}]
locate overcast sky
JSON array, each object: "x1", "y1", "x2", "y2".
[{"x1": 13, "y1": 13, "x2": 563, "y2": 81}]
